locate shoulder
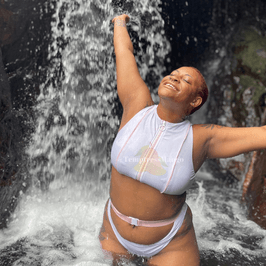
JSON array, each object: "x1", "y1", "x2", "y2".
[
  {"x1": 192, "y1": 123, "x2": 225, "y2": 136},
  {"x1": 119, "y1": 103, "x2": 155, "y2": 130},
  {"x1": 192, "y1": 123, "x2": 229, "y2": 144},
  {"x1": 192, "y1": 123, "x2": 226, "y2": 151},
  {"x1": 192, "y1": 123, "x2": 225, "y2": 130}
]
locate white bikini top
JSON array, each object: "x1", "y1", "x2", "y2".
[{"x1": 111, "y1": 105, "x2": 195, "y2": 195}]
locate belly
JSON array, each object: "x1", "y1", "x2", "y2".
[{"x1": 109, "y1": 167, "x2": 189, "y2": 245}]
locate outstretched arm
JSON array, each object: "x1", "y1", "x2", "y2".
[
  {"x1": 194, "y1": 124, "x2": 266, "y2": 159},
  {"x1": 112, "y1": 15, "x2": 153, "y2": 122}
]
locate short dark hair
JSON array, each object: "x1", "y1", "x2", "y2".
[{"x1": 190, "y1": 67, "x2": 208, "y2": 115}]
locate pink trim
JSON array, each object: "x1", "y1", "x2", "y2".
[
  {"x1": 115, "y1": 106, "x2": 155, "y2": 168},
  {"x1": 161, "y1": 123, "x2": 191, "y2": 193},
  {"x1": 110, "y1": 200, "x2": 180, "y2": 227}
]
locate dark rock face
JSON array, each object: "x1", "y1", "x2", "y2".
[
  {"x1": 204, "y1": 25, "x2": 266, "y2": 228},
  {"x1": 0, "y1": 0, "x2": 54, "y2": 229},
  {"x1": 231, "y1": 28, "x2": 266, "y2": 128},
  {"x1": 236, "y1": 29, "x2": 266, "y2": 226},
  {"x1": 0, "y1": 47, "x2": 24, "y2": 229},
  {"x1": 242, "y1": 151, "x2": 266, "y2": 229},
  {"x1": 231, "y1": 26, "x2": 266, "y2": 228}
]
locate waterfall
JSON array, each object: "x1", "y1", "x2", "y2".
[{"x1": 26, "y1": 0, "x2": 170, "y2": 190}]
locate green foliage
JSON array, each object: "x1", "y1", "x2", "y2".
[{"x1": 235, "y1": 29, "x2": 266, "y2": 80}]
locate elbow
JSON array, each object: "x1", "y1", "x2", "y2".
[
  {"x1": 113, "y1": 36, "x2": 133, "y2": 54},
  {"x1": 261, "y1": 125, "x2": 266, "y2": 140},
  {"x1": 114, "y1": 41, "x2": 134, "y2": 55},
  {"x1": 128, "y1": 42, "x2": 134, "y2": 53}
]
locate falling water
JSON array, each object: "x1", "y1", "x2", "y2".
[{"x1": 0, "y1": 0, "x2": 266, "y2": 265}]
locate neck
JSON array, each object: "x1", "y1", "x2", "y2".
[{"x1": 157, "y1": 101, "x2": 188, "y2": 123}]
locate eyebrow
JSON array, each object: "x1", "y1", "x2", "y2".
[{"x1": 174, "y1": 70, "x2": 193, "y2": 78}]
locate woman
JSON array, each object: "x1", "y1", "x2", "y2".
[{"x1": 99, "y1": 14, "x2": 266, "y2": 265}]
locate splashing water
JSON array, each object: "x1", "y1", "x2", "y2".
[
  {"x1": 0, "y1": 0, "x2": 266, "y2": 265},
  {"x1": 188, "y1": 174, "x2": 266, "y2": 265}
]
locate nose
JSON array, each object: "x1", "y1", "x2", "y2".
[{"x1": 169, "y1": 76, "x2": 179, "y2": 83}]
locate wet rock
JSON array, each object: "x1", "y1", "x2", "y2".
[
  {"x1": 230, "y1": 27, "x2": 266, "y2": 228},
  {"x1": 0, "y1": 47, "x2": 26, "y2": 229},
  {"x1": 242, "y1": 150, "x2": 266, "y2": 229},
  {"x1": 0, "y1": 225, "x2": 76, "y2": 265},
  {"x1": 0, "y1": 3, "x2": 16, "y2": 46},
  {"x1": 205, "y1": 25, "x2": 266, "y2": 228},
  {"x1": 0, "y1": 0, "x2": 54, "y2": 229},
  {"x1": 242, "y1": 149, "x2": 266, "y2": 230}
]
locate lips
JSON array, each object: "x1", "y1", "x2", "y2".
[{"x1": 164, "y1": 82, "x2": 177, "y2": 91}]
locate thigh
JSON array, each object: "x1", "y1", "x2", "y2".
[{"x1": 147, "y1": 208, "x2": 200, "y2": 266}]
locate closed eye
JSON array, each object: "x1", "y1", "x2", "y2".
[{"x1": 170, "y1": 72, "x2": 192, "y2": 84}]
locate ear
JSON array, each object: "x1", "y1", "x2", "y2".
[{"x1": 190, "y1": 96, "x2": 202, "y2": 109}]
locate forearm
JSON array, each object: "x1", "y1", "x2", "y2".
[{"x1": 113, "y1": 16, "x2": 133, "y2": 54}]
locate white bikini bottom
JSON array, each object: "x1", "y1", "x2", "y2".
[{"x1": 107, "y1": 199, "x2": 188, "y2": 257}]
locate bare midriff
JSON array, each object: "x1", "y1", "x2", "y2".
[{"x1": 109, "y1": 166, "x2": 188, "y2": 245}]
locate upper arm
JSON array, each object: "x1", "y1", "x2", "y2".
[
  {"x1": 201, "y1": 124, "x2": 266, "y2": 159},
  {"x1": 115, "y1": 49, "x2": 154, "y2": 112},
  {"x1": 112, "y1": 16, "x2": 153, "y2": 128}
]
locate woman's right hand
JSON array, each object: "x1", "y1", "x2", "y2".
[{"x1": 112, "y1": 14, "x2": 130, "y2": 24}]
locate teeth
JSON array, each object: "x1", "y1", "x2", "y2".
[{"x1": 166, "y1": 83, "x2": 175, "y2": 90}]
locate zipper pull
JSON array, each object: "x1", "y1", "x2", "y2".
[{"x1": 159, "y1": 121, "x2": 166, "y2": 131}]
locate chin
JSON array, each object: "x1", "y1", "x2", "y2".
[
  {"x1": 158, "y1": 88, "x2": 174, "y2": 100},
  {"x1": 158, "y1": 94, "x2": 174, "y2": 103}
]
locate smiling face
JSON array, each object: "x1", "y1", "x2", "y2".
[{"x1": 158, "y1": 67, "x2": 202, "y2": 113}]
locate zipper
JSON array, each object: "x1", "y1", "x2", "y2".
[
  {"x1": 159, "y1": 121, "x2": 166, "y2": 132},
  {"x1": 161, "y1": 123, "x2": 190, "y2": 193},
  {"x1": 136, "y1": 120, "x2": 166, "y2": 181}
]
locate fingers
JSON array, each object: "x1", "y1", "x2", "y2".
[
  {"x1": 112, "y1": 14, "x2": 130, "y2": 24},
  {"x1": 124, "y1": 15, "x2": 130, "y2": 23}
]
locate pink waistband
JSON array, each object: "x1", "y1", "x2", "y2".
[{"x1": 110, "y1": 199, "x2": 181, "y2": 227}]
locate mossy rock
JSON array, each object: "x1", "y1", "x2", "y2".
[
  {"x1": 231, "y1": 27, "x2": 266, "y2": 123},
  {"x1": 235, "y1": 28, "x2": 266, "y2": 80},
  {"x1": 238, "y1": 74, "x2": 265, "y2": 105}
]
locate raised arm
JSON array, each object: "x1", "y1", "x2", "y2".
[
  {"x1": 112, "y1": 15, "x2": 153, "y2": 126},
  {"x1": 193, "y1": 124, "x2": 266, "y2": 161}
]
